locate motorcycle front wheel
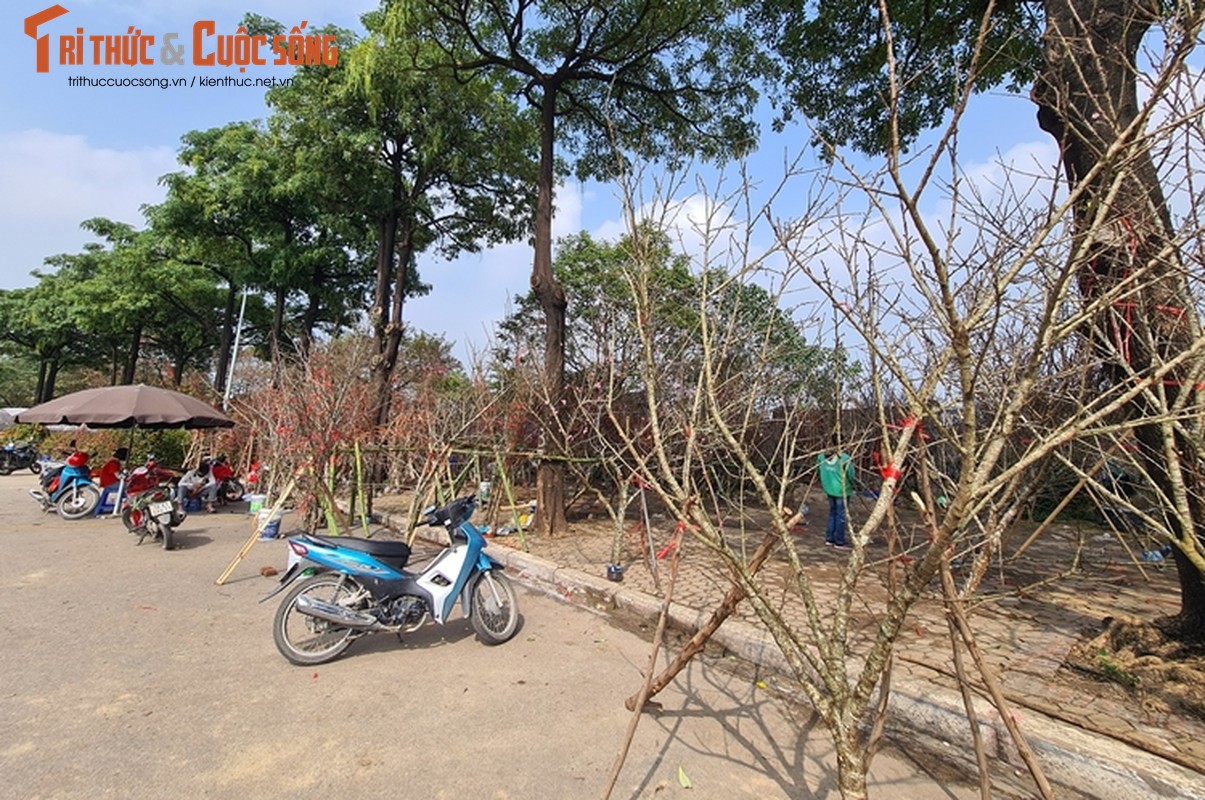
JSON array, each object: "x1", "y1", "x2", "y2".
[
  {"x1": 122, "y1": 505, "x2": 145, "y2": 533},
  {"x1": 57, "y1": 484, "x2": 100, "y2": 520},
  {"x1": 29, "y1": 461, "x2": 41, "y2": 474},
  {"x1": 469, "y1": 570, "x2": 519, "y2": 645},
  {"x1": 273, "y1": 573, "x2": 363, "y2": 665}
]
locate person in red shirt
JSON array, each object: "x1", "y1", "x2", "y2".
[
  {"x1": 211, "y1": 454, "x2": 234, "y2": 483},
  {"x1": 93, "y1": 447, "x2": 128, "y2": 488}
]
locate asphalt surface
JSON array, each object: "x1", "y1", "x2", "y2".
[{"x1": 0, "y1": 472, "x2": 1015, "y2": 800}]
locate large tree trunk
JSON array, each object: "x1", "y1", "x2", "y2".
[
  {"x1": 375, "y1": 222, "x2": 417, "y2": 429},
  {"x1": 371, "y1": 211, "x2": 398, "y2": 427},
  {"x1": 372, "y1": 158, "x2": 417, "y2": 430},
  {"x1": 298, "y1": 287, "x2": 321, "y2": 360},
  {"x1": 120, "y1": 322, "x2": 142, "y2": 385},
  {"x1": 531, "y1": 88, "x2": 569, "y2": 535},
  {"x1": 1034, "y1": 0, "x2": 1205, "y2": 638},
  {"x1": 35, "y1": 358, "x2": 48, "y2": 403},
  {"x1": 43, "y1": 357, "x2": 60, "y2": 402},
  {"x1": 270, "y1": 284, "x2": 288, "y2": 389}
]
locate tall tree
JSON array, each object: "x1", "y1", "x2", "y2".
[
  {"x1": 389, "y1": 0, "x2": 762, "y2": 533},
  {"x1": 754, "y1": 1, "x2": 1205, "y2": 637},
  {"x1": 0, "y1": 282, "x2": 78, "y2": 403},
  {"x1": 155, "y1": 121, "x2": 367, "y2": 382},
  {"x1": 265, "y1": 13, "x2": 536, "y2": 426},
  {"x1": 495, "y1": 229, "x2": 852, "y2": 406}
]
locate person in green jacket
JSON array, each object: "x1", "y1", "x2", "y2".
[{"x1": 818, "y1": 435, "x2": 856, "y2": 548}]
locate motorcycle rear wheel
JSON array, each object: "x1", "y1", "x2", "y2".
[
  {"x1": 274, "y1": 573, "x2": 363, "y2": 665},
  {"x1": 56, "y1": 484, "x2": 100, "y2": 520},
  {"x1": 160, "y1": 521, "x2": 174, "y2": 550},
  {"x1": 221, "y1": 479, "x2": 244, "y2": 503},
  {"x1": 469, "y1": 570, "x2": 519, "y2": 645}
]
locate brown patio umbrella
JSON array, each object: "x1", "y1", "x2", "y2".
[{"x1": 17, "y1": 384, "x2": 234, "y2": 430}]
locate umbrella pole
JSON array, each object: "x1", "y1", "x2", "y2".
[
  {"x1": 112, "y1": 426, "x2": 136, "y2": 517},
  {"x1": 110, "y1": 475, "x2": 127, "y2": 517}
]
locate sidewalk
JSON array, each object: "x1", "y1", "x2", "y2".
[{"x1": 373, "y1": 498, "x2": 1205, "y2": 798}]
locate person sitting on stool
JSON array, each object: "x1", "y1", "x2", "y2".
[
  {"x1": 92, "y1": 447, "x2": 128, "y2": 489},
  {"x1": 177, "y1": 458, "x2": 218, "y2": 513}
]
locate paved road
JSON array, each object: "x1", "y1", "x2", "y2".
[{"x1": 0, "y1": 473, "x2": 992, "y2": 799}]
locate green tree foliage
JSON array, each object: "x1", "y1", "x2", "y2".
[
  {"x1": 155, "y1": 119, "x2": 369, "y2": 375},
  {"x1": 0, "y1": 282, "x2": 78, "y2": 403},
  {"x1": 264, "y1": 12, "x2": 537, "y2": 424},
  {"x1": 6, "y1": 218, "x2": 238, "y2": 394},
  {"x1": 388, "y1": 0, "x2": 764, "y2": 532},
  {"x1": 495, "y1": 229, "x2": 856, "y2": 408},
  {"x1": 755, "y1": 0, "x2": 1042, "y2": 153}
]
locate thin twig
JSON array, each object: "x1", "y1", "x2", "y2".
[{"x1": 600, "y1": 528, "x2": 682, "y2": 800}]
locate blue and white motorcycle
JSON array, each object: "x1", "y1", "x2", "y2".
[
  {"x1": 264, "y1": 494, "x2": 520, "y2": 665},
  {"x1": 29, "y1": 452, "x2": 100, "y2": 520}
]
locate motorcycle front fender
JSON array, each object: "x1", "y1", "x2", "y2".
[{"x1": 459, "y1": 557, "x2": 504, "y2": 618}]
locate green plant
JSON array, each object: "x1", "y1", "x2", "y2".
[{"x1": 1097, "y1": 648, "x2": 1141, "y2": 688}]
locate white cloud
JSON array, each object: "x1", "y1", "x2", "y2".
[{"x1": 0, "y1": 129, "x2": 177, "y2": 287}]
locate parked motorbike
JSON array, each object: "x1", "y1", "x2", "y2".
[
  {"x1": 124, "y1": 455, "x2": 180, "y2": 495},
  {"x1": 29, "y1": 452, "x2": 100, "y2": 519},
  {"x1": 210, "y1": 456, "x2": 244, "y2": 505},
  {"x1": 264, "y1": 494, "x2": 520, "y2": 665},
  {"x1": 122, "y1": 486, "x2": 187, "y2": 550},
  {"x1": 0, "y1": 441, "x2": 41, "y2": 475}
]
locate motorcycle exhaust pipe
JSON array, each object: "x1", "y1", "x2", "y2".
[{"x1": 295, "y1": 594, "x2": 385, "y2": 630}]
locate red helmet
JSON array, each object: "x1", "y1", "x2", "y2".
[{"x1": 66, "y1": 451, "x2": 89, "y2": 467}]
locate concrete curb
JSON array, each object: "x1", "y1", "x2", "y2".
[{"x1": 489, "y1": 544, "x2": 1205, "y2": 800}]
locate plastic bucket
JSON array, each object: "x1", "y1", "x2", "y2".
[
  {"x1": 257, "y1": 508, "x2": 282, "y2": 540},
  {"x1": 248, "y1": 494, "x2": 267, "y2": 514}
]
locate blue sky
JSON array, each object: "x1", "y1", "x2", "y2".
[{"x1": 1, "y1": 1, "x2": 1057, "y2": 368}]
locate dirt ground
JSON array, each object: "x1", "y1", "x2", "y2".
[
  {"x1": 429, "y1": 486, "x2": 1205, "y2": 772},
  {"x1": 1, "y1": 473, "x2": 1030, "y2": 800}
]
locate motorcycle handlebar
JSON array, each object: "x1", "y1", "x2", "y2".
[{"x1": 422, "y1": 494, "x2": 477, "y2": 528}]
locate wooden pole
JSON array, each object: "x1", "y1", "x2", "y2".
[
  {"x1": 215, "y1": 477, "x2": 296, "y2": 585},
  {"x1": 624, "y1": 531, "x2": 779, "y2": 711}
]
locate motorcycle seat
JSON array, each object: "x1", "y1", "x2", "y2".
[{"x1": 304, "y1": 534, "x2": 412, "y2": 563}]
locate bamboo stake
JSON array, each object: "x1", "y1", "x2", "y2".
[
  {"x1": 215, "y1": 477, "x2": 296, "y2": 585},
  {"x1": 354, "y1": 440, "x2": 369, "y2": 536},
  {"x1": 943, "y1": 559, "x2": 992, "y2": 799},
  {"x1": 493, "y1": 451, "x2": 528, "y2": 552},
  {"x1": 940, "y1": 559, "x2": 1055, "y2": 799}
]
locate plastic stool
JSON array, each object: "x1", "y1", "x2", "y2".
[
  {"x1": 94, "y1": 485, "x2": 125, "y2": 516},
  {"x1": 183, "y1": 497, "x2": 203, "y2": 512}
]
